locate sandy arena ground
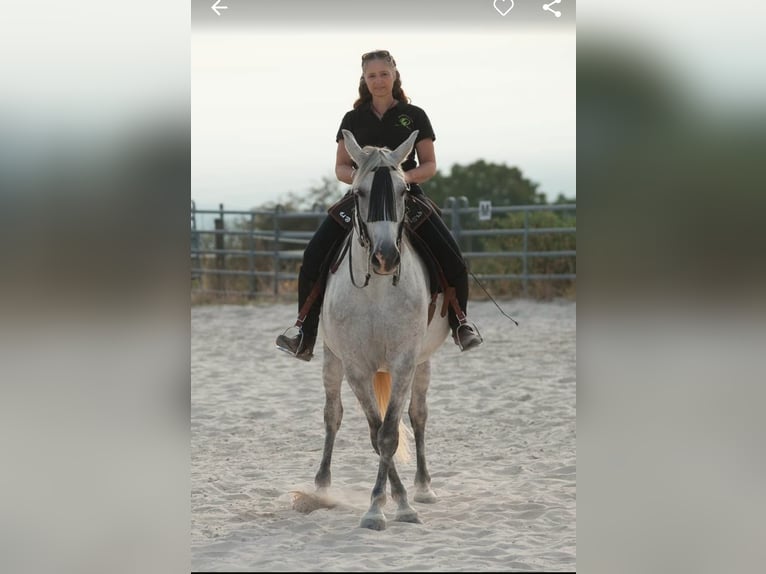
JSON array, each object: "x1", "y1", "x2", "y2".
[{"x1": 192, "y1": 299, "x2": 576, "y2": 571}]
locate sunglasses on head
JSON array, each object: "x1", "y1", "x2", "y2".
[{"x1": 362, "y1": 50, "x2": 394, "y2": 63}]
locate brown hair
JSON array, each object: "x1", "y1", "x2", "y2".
[{"x1": 353, "y1": 50, "x2": 410, "y2": 109}]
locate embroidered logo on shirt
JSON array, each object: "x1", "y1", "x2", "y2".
[{"x1": 397, "y1": 115, "x2": 413, "y2": 130}]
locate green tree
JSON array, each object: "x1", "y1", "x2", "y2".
[{"x1": 423, "y1": 160, "x2": 546, "y2": 208}]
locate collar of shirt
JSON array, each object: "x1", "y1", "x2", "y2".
[{"x1": 362, "y1": 99, "x2": 406, "y2": 117}]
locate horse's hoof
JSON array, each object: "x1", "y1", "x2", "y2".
[
  {"x1": 414, "y1": 489, "x2": 437, "y2": 504},
  {"x1": 360, "y1": 512, "x2": 387, "y2": 531},
  {"x1": 395, "y1": 509, "x2": 422, "y2": 524}
]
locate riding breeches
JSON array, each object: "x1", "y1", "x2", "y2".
[{"x1": 297, "y1": 216, "x2": 348, "y2": 340}]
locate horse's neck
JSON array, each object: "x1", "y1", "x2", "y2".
[{"x1": 398, "y1": 235, "x2": 428, "y2": 283}]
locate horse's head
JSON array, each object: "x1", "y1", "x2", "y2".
[{"x1": 342, "y1": 128, "x2": 419, "y2": 276}]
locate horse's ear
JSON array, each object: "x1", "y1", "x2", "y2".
[
  {"x1": 342, "y1": 129, "x2": 364, "y2": 165},
  {"x1": 390, "y1": 130, "x2": 419, "y2": 167}
]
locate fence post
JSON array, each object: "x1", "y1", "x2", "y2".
[
  {"x1": 273, "y1": 205, "x2": 282, "y2": 297},
  {"x1": 522, "y1": 209, "x2": 529, "y2": 297},
  {"x1": 313, "y1": 202, "x2": 325, "y2": 229},
  {"x1": 191, "y1": 200, "x2": 199, "y2": 282},
  {"x1": 248, "y1": 211, "x2": 256, "y2": 298},
  {"x1": 215, "y1": 203, "x2": 225, "y2": 293},
  {"x1": 444, "y1": 196, "x2": 455, "y2": 226},
  {"x1": 457, "y1": 196, "x2": 469, "y2": 251},
  {"x1": 445, "y1": 197, "x2": 462, "y2": 246}
]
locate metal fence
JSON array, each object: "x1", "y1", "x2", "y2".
[{"x1": 191, "y1": 198, "x2": 575, "y2": 298}]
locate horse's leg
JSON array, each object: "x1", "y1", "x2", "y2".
[
  {"x1": 346, "y1": 373, "x2": 384, "y2": 456},
  {"x1": 314, "y1": 345, "x2": 344, "y2": 493},
  {"x1": 382, "y1": 362, "x2": 421, "y2": 524},
  {"x1": 345, "y1": 368, "x2": 388, "y2": 530},
  {"x1": 409, "y1": 360, "x2": 437, "y2": 503},
  {"x1": 360, "y1": 406, "x2": 420, "y2": 523},
  {"x1": 365, "y1": 416, "x2": 380, "y2": 456},
  {"x1": 387, "y1": 455, "x2": 421, "y2": 524}
]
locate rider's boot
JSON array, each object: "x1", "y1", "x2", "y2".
[
  {"x1": 449, "y1": 275, "x2": 483, "y2": 352},
  {"x1": 275, "y1": 268, "x2": 319, "y2": 361},
  {"x1": 452, "y1": 320, "x2": 483, "y2": 352},
  {"x1": 275, "y1": 324, "x2": 317, "y2": 361}
]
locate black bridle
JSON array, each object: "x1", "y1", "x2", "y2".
[{"x1": 349, "y1": 166, "x2": 408, "y2": 288}]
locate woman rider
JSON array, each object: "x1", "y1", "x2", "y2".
[{"x1": 276, "y1": 50, "x2": 482, "y2": 361}]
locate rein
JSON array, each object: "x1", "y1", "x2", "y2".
[
  {"x1": 393, "y1": 219, "x2": 404, "y2": 286},
  {"x1": 349, "y1": 193, "x2": 371, "y2": 288}
]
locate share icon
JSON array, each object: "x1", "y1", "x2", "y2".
[{"x1": 543, "y1": 0, "x2": 562, "y2": 18}]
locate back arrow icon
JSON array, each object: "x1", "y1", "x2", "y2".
[{"x1": 212, "y1": 0, "x2": 228, "y2": 16}]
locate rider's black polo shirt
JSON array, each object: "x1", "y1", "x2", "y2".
[{"x1": 335, "y1": 101, "x2": 436, "y2": 172}]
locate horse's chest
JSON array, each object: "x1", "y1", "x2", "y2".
[
  {"x1": 327, "y1": 300, "x2": 410, "y2": 328},
  {"x1": 323, "y1": 289, "x2": 423, "y2": 341}
]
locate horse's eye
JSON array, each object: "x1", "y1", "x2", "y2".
[{"x1": 356, "y1": 190, "x2": 367, "y2": 198}]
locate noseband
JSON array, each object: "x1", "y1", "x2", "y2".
[{"x1": 349, "y1": 166, "x2": 408, "y2": 288}]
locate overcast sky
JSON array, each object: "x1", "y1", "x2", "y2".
[{"x1": 192, "y1": 26, "x2": 576, "y2": 210}]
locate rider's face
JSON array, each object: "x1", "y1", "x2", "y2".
[{"x1": 363, "y1": 60, "x2": 396, "y2": 99}]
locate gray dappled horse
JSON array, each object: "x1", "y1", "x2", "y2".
[{"x1": 316, "y1": 129, "x2": 450, "y2": 530}]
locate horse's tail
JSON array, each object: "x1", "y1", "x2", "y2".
[{"x1": 373, "y1": 371, "x2": 413, "y2": 464}]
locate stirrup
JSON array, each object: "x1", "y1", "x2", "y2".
[
  {"x1": 275, "y1": 325, "x2": 314, "y2": 361},
  {"x1": 453, "y1": 321, "x2": 483, "y2": 352},
  {"x1": 276, "y1": 326, "x2": 303, "y2": 354}
]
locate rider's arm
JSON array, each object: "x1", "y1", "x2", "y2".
[
  {"x1": 404, "y1": 139, "x2": 437, "y2": 185},
  {"x1": 335, "y1": 140, "x2": 356, "y2": 185}
]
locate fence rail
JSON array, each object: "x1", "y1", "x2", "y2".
[{"x1": 191, "y1": 199, "x2": 575, "y2": 298}]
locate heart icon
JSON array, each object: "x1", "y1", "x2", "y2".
[{"x1": 493, "y1": 0, "x2": 514, "y2": 16}]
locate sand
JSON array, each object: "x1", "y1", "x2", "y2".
[{"x1": 192, "y1": 299, "x2": 576, "y2": 572}]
